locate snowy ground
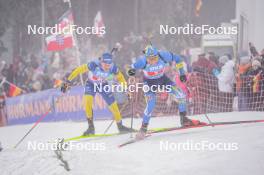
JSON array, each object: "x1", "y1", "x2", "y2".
[{"x1": 0, "y1": 111, "x2": 264, "y2": 175}]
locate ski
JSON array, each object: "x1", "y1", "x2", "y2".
[
  {"x1": 64, "y1": 133, "x2": 119, "y2": 142},
  {"x1": 64, "y1": 129, "x2": 139, "y2": 142},
  {"x1": 149, "y1": 119, "x2": 264, "y2": 134},
  {"x1": 148, "y1": 124, "x2": 208, "y2": 134},
  {"x1": 117, "y1": 125, "x2": 208, "y2": 148},
  {"x1": 209, "y1": 119, "x2": 264, "y2": 126},
  {"x1": 118, "y1": 134, "x2": 152, "y2": 148},
  {"x1": 118, "y1": 119, "x2": 264, "y2": 147},
  {"x1": 61, "y1": 119, "x2": 264, "y2": 145}
]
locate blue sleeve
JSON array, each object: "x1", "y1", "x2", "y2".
[
  {"x1": 172, "y1": 54, "x2": 182, "y2": 64},
  {"x1": 158, "y1": 51, "x2": 183, "y2": 62},
  {"x1": 159, "y1": 51, "x2": 185, "y2": 75},
  {"x1": 87, "y1": 61, "x2": 98, "y2": 71},
  {"x1": 158, "y1": 51, "x2": 174, "y2": 62},
  {"x1": 131, "y1": 56, "x2": 147, "y2": 70},
  {"x1": 110, "y1": 64, "x2": 119, "y2": 74}
]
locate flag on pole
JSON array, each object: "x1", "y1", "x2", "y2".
[
  {"x1": 8, "y1": 83, "x2": 22, "y2": 97},
  {"x1": 46, "y1": 10, "x2": 74, "y2": 51},
  {"x1": 94, "y1": 11, "x2": 105, "y2": 38},
  {"x1": 1, "y1": 79, "x2": 23, "y2": 97},
  {"x1": 46, "y1": 34, "x2": 73, "y2": 51}
]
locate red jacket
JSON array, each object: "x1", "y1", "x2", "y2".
[{"x1": 192, "y1": 57, "x2": 218, "y2": 74}]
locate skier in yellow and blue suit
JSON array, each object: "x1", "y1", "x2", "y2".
[{"x1": 61, "y1": 53, "x2": 133, "y2": 136}]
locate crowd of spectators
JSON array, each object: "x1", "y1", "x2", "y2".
[
  {"x1": 165, "y1": 45, "x2": 264, "y2": 115},
  {"x1": 1, "y1": 39, "x2": 264, "y2": 117},
  {"x1": 0, "y1": 48, "x2": 82, "y2": 97},
  {"x1": 166, "y1": 44, "x2": 264, "y2": 115}
]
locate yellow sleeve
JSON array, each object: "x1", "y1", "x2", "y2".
[
  {"x1": 67, "y1": 64, "x2": 89, "y2": 81},
  {"x1": 176, "y1": 62, "x2": 184, "y2": 69},
  {"x1": 115, "y1": 71, "x2": 127, "y2": 85}
]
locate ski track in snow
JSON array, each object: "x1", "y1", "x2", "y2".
[{"x1": 0, "y1": 111, "x2": 264, "y2": 175}]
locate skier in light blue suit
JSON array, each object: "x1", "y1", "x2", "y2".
[{"x1": 127, "y1": 45, "x2": 200, "y2": 138}]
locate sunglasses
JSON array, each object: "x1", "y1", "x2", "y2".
[
  {"x1": 101, "y1": 61, "x2": 112, "y2": 67},
  {"x1": 147, "y1": 55, "x2": 159, "y2": 61}
]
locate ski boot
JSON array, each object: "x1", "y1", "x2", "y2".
[
  {"x1": 180, "y1": 111, "x2": 204, "y2": 127},
  {"x1": 117, "y1": 122, "x2": 136, "y2": 134},
  {"x1": 136, "y1": 123, "x2": 148, "y2": 140},
  {"x1": 83, "y1": 118, "x2": 95, "y2": 136}
]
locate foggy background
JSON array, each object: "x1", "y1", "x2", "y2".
[
  {"x1": 0, "y1": 0, "x2": 263, "y2": 95},
  {"x1": 0, "y1": 0, "x2": 235, "y2": 63}
]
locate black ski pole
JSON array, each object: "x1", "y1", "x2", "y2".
[
  {"x1": 14, "y1": 89, "x2": 67, "y2": 148},
  {"x1": 204, "y1": 90, "x2": 214, "y2": 127},
  {"x1": 103, "y1": 97, "x2": 129, "y2": 134},
  {"x1": 205, "y1": 113, "x2": 214, "y2": 126},
  {"x1": 103, "y1": 120, "x2": 114, "y2": 134},
  {"x1": 130, "y1": 92, "x2": 134, "y2": 138},
  {"x1": 14, "y1": 109, "x2": 51, "y2": 148}
]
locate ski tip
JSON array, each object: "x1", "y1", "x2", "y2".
[{"x1": 118, "y1": 143, "x2": 127, "y2": 148}]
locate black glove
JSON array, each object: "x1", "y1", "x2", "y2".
[
  {"x1": 127, "y1": 68, "x2": 136, "y2": 76},
  {"x1": 61, "y1": 81, "x2": 71, "y2": 93},
  {"x1": 180, "y1": 75, "x2": 187, "y2": 83}
]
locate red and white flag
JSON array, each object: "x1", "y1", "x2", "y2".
[
  {"x1": 94, "y1": 11, "x2": 105, "y2": 38},
  {"x1": 46, "y1": 10, "x2": 74, "y2": 51}
]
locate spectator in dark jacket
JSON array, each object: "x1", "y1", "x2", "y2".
[
  {"x1": 192, "y1": 53, "x2": 219, "y2": 74},
  {"x1": 249, "y1": 42, "x2": 259, "y2": 58},
  {"x1": 259, "y1": 48, "x2": 264, "y2": 67},
  {"x1": 191, "y1": 53, "x2": 219, "y2": 113},
  {"x1": 247, "y1": 59, "x2": 264, "y2": 111},
  {"x1": 236, "y1": 56, "x2": 251, "y2": 111}
]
